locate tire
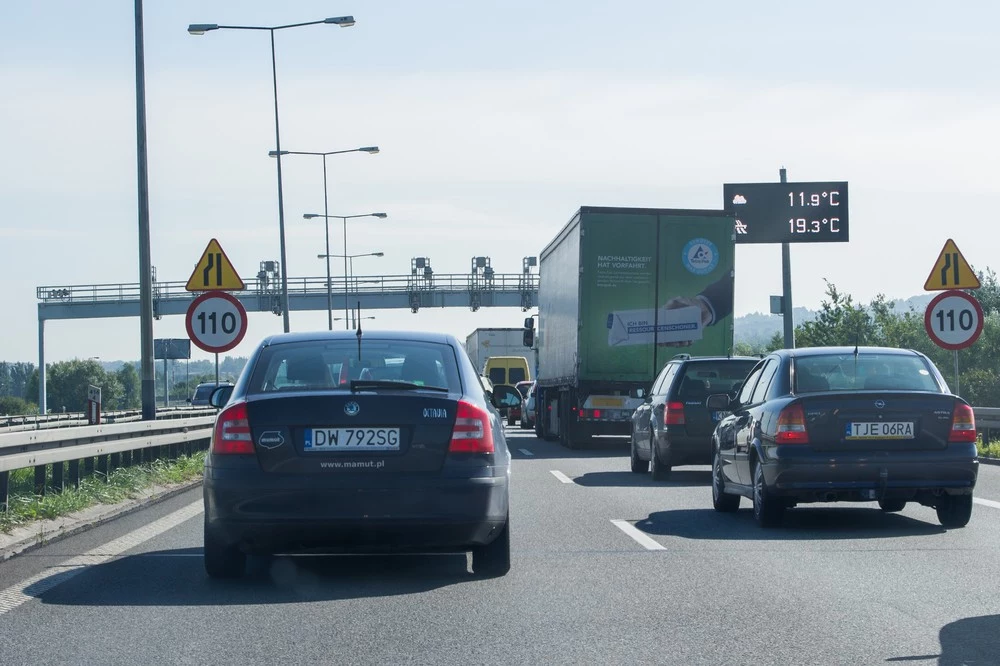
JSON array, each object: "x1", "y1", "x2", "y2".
[
  {"x1": 204, "y1": 521, "x2": 246, "y2": 579},
  {"x1": 507, "y1": 414, "x2": 516, "y2": 427},
  {"x1": 712, "y1": 448, "x2": 740, "y2": 513},
  {"x1": 630, "y1": 433, "x2": 649, "y2": 473},
  {"x1": 534, "y1": 419, "x2": 543, "y2": 439},
  {"x1": 936, "y1": 494, "x2": 973, "y2": 528},
  {"x1": 472, "y1": 516, "x2": 511, "y2": 577},
  {"x1": 752, "y1": 459, "x2": 784, "y2": 528},
  {"x1": 878, "y1": 499, "x2": 906, "y2": 513},
  {"x1": 649, "y1": 436, "x2": 671, "y2": 482}
]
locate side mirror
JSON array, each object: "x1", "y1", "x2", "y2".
[
  {"x1": 491, "y1": 384, "x2": 523, "y2": 409},
  {"x1": 522, "y1": 328, "x2": 534, "y2": 347},
  {"x1": 644, "y1": 394, "x2": 653, "y2": 403},
  {"x1": 209, "y1": 385, "x2": 234, "y2": 409},
  {"x1": 706, "y1": 393, "x2": 732, "y2": 410}
]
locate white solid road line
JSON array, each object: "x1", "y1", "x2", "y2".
[
  {"x1": 550, "y1": 470, "x2": 574, "y2": 484},
  {"x1": 611, "y1": 520, "x2": 667, "y2": 551},
  {"x1": 0, "y1": 499, "x2": 203, "y2": 616},
  {"x1": 974, "y1": 498, "x2": 1000, "y2": 510},
  {"x1": 518, "y1": 448, "x2": 535, "y2": 457}
]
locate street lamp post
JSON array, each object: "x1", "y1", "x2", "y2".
[
  {"x1": 271, "y1": 147, "x2": 379, "y2": 329},
  {"x1": 188, "y1": 15, "x2": 356, "y2": 333},
  {"x1": 316, "y1": 252, "x2": 385, "y2": 330},
  {"x1": 303, "y1": 213, "x2": 387, "y2": 329}
]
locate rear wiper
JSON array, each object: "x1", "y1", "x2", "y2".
[{"x1": 349, "y1": 380, "x2": 449, "y2": 393}]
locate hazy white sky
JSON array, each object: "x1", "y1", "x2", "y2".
[{"x1": 3, "y1": 1, "x2": 999, "y2": 363}]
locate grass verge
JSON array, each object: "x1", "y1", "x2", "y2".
[{"x1": 1, "y1": 451, "x2": 205, "y2": 534}]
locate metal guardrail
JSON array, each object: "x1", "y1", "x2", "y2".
[
  {"x1": 0, "y1": 416, "x2": 215, "y2": 511},
  {"x1": 0, "y1": 407, "x2": 216, "y2": 433}
]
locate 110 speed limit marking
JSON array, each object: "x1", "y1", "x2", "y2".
[
  {"x1": 185, "y1": 291, "x2": 248, "y2": 354},
  {"x1": 924, "y1": 289, "x2": 983, "y2": 351}
]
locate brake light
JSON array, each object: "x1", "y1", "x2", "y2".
[
  {"x1": 665, "y1": 401, "x2": 685, "y2": 426},
  {"x1": 776, "y1": 404, "x2": 809, "y2": 444},
  {"x1": 212, "y1": 401, "x2": 254, "y2": 455},
  {"x1": 592, "y1": 409, "x2": 602, "y2": 419},
  {"x1": 949, "y1": 403, "x2": 977, "y2": 443},
  {"x1": 449, "y1": 400, "x2": 495, "y2": 453}
]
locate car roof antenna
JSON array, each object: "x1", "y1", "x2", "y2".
[{"x1": 356, "y1": 300, "x2": 363, "y2": 361}]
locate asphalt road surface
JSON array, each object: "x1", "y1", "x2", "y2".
[{"x1": 1, "y1": 430, "x2": 998, "y2": 665}]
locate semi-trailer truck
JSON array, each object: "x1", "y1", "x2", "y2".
[{"x1": 529, "y1": 206, "x2": 736, "y2": 448}]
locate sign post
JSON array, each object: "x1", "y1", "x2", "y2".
[
  {"x1": 923, "y1": 239, "x2": 981, "y2": 395},
  {"x1": 924, "y1": 290, "x2": 983, "y2": 394},
  {"x1": 724, "y1": 176, "x2": 850, "y2": 349},
  {"x1": 185, "y1": 291, "x2": 249, "y2": 388},
  {"x1": 86, "y1": 385, "x2": 101, "y2": 425}
]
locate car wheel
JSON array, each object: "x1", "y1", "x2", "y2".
[
  {"x1": 472, "y1": 515, "x2": 511, "y2": 577},
  {"x1": 650, "y1": 435, "x2": 671, "y2": 482},
  {"x1": 752, "y1": 459, "x2": 783, "y2": 528},
  {"x1": 204, "y1": 521, "x2": 246, "y2": 579},
  {"x1": 712, "y1": 448, "x2": 740, "y2": 513},
  {"x1": 936, "y1": 494, "x2": 973, "y2": 528},
  {"x1": 630, "y1": 433, "x2": 649, "y2": 473},
  {"x1": 507, "y1": 414, "x2": 516, "y2": 427},
  {"x1": 878, "y1": 499, "x2": 906, "y2": 513}
]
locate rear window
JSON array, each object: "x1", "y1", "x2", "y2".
[
  {"x1": 247, "y1": 340, "x2": 462, "y2": 394},
  {"x1": 794, "y1": 353, "x2": 941, "y2": 393},
  {"x1": 193, "y1": 385, "x2": 216, "y2": 401},
  {"x1": 488, "y1": 367, "x2": 506, "y2": 385},
  {"x1": 674, "y1": 361, "x2": 757, "y2": 400},
  {"x1": 508, "y1": 367, "x2": 527, "y2": 384}
]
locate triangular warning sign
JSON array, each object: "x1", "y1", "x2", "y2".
[
  {"x1": 924, "y1": 239, "x2": 980, "y2": 291},
  {"x1": 185, "y1": 239, "x2": 246, "y2": 292}
]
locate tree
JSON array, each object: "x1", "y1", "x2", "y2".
[
  {"x1": 116, "y1": 364, "x2": 141, "y2": 410},
  {"x1": 0, "y1": 396, "x2": 35, "y2": 416}
]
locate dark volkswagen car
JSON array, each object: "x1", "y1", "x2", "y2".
[
  {"x1": 709, "y1": 347, "x2": 978, "y2": 528},
  {"x1": 630, "y1": 355, "x2": 758, "y2": 480},
  {"x1": 203, "y1": 331, "x2": 523, "y2": 578}
]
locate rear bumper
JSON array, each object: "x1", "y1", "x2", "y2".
[
  {"x1": 654, "y1": 431, "x2": 712, "y2": 466},
  {"x1": 761, "y1": 445, "x2": 978, "y2": 500},
  {"x1": 204, "y1": 465, "x2": 509, "y2": 553}
]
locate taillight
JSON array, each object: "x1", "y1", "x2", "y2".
[
  {"x1": 212, "y1": 401, "x2": 254, "y2": 455},
  {"x1": 776, "y1": 404, "x2": 809, "y2": 444},
  {"x1": 449, "y1": 400, "x2": 495, "y2": 453},
  {"x1": 592, "y1": 409, "x2": 602, "y2": 419},
  {"x1": 665, "y1": 401, "x2": 686, "y2": 426},
  {"x1": 949, "y1": 403, "x2": 977, "y2": 443}
]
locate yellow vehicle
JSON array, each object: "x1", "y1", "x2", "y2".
[
  {"x1": 484, "y1": 356, "x2": 531, "y2": 425},
  {"x1": 484, "y1": 356, "x2": 531, "y2": 388}
]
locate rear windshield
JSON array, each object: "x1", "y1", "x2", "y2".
[
  {"x1": 675, "y1": 361, "x2": 757, "y2": 400},
  {"x1": 488, "y1": 368, "x2": 506, "y2": 385},
  {"x1": 193, "y1": 385, "x2": 217, "y2": 400},
  {"x1": 794, "y1": 353, "x2": 940, "y2": 393},
  {"x1": 247, "y1": 340, "x2": 462, "y2": 394}
]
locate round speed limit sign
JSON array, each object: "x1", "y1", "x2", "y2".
[
  {"x1": 185, "y1": 291, "x2": 248, "y2": 354},
  {"x1": 924, "y1": 289, "x2": 984, "y2": 351}
]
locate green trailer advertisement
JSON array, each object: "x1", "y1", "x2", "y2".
[{"x1": 578, "y1": 209, "x2": 735, "y2": 383}]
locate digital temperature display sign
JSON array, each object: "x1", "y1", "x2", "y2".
[{"x1": 723, "y1": 181, "x2": 849, "y2": 244}]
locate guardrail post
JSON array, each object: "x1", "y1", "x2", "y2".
[
  {"x1": 84, "y1": 456, "x2": 95, "y2": 476},
  {"x1": 984, "y1": 429, "x2": 991, "y2": 447},
  {"x1": 122, "y1": 449, "x2": 132, "y2": 467},
  {"x1": 97, "y1": 454, "x2": 108, "y2": 480},
  {"x1": 110, "y1": 452, "x2": 121, "y2": 471},
  {"x1": 52, "y1": 461, "x2": 64, "y2": 493},
  {"x1": 34, "y1": 465, "x2": 46, "y2": 496},
  {"x1": 68, "y1": 459, "x2": 81, "y2": 489},
  {"x1": 0, "y1": 471, "x2": 8, "y2": 512}
]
